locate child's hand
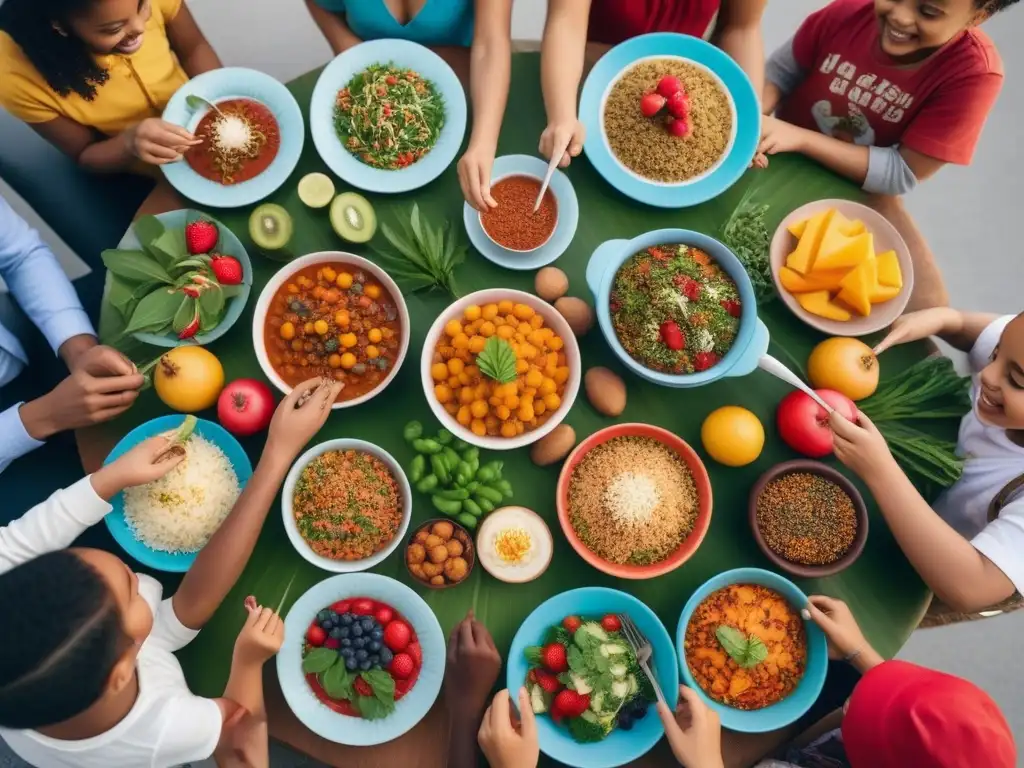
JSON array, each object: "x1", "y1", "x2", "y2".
[
  {"x1": 538, "y1": 118, "x2": 585, "y2": 168},
  {"x1": 757, "y1": 115, "x2": 805, "y2": 157},
  {"x1": 658, "y1": 685, "x2": 724, "y2": 768},
  {"x1": 802, "y1": 595, "x2": 869, "y2": 661},
  {"x1": 233, "y1": 598, "x2": 284, "y2": 666},
  {"x1": 873, "y1": 308, "x2": 957, "y2": 355},
  {"x1": 125, "y1": 118, "x2": 202, "y2": 165},
  {"x1": 478, "y1": 688, "x2": 539, "y2": 768},
  {"x1": 91, "y1": 435, "x2": 186, "y2": 499},
  {"x1": 215, "y1": 706, "x2": 269, "y2": 768},
  {"x1": 445, "y1": 609, "x2": 502, "y2": 723},
  {"x1": 264, "y1": 378, "x2": 341, "y2": 459},
  {"x1": 458, "y1": 142, "x2": 498, "y2": 212},
  {"x1": 830, "y1": 410, "x2": 897, "y2": 480}
]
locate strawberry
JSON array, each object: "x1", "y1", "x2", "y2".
[
  {"x1": 209, "y1": 253, "x2": 243, "y2": 285},
  {"x1": 639, "y1": 92, "x2": 666, "y2": 118},
  {"x1": 562, "y1": 616, "x2": 582, "y2": 634},
  {"x1": 721, "y1": 299, "x2": 742, "y2": 318},
  {"x1": 406, "y1": 641, "x2": 422, "y2": 669},
  {"x1": 178, "y1": 306, "x2": 200, "y2": 340},
  {"x1": 656, "y1": 75, "x2": 683, "y2": 99},
  {"x1": 540, "y1": 643, "x2": 568, "y2": 673},
  {"x1": 666, "y1": 89, "x2": 690, "y2": 120},
  {"x1": 324, "y1": 637, "x2": 340, "y2": 650},
  {"x1": 553, "y1": 690, "x2": 590, "y2": 718},
  {"x1": 383, "y1": 620, "x2": 412, "y2": 651},
  {"x1": 534, "y1": 669, "x2": 562, "y2": 694},
  {"x1": 600, "y1": 615, "x2": 622, "y2": 633},
  {"x1": 667, "y1": 116, "x2": 692, "y2": 138},
  {"x1": 306, "y1": 624, "x2": 327, "y2": 647},
  {"x1": 353, "y1": 676, "x2": 373, "y2": 697},
  {"x1": 330, "y1": 600, "x2": 352, "y2": 614},
  {"x1": 395, "y1": 678, "x2": 413, "y2": 699},
  {"x1": 389, "y1": 653, "x2": 415, "y2": 679},
  {"x1": 352, "y1": 599, "x2": 375, "y2": 615},
  {"x1": 374, "y1": 606, "x2": 395, "y2": 625},
  {"x1": 660, "y1": 320, "x2": 684, "y2": 351},
  {"x1": 185, "y1": 219, "x2": 218, "y2": 255},
  {"x1": 551, "y1": 705, "x2": 565, "y2": 725},
  {"x1": 694, "y1": 351, "x2": 719, "y2": 372}
]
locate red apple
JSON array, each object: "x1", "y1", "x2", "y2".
[
  {"x1": 217, "y1": 378, "x2": 275, "y2": 436},
  {"x1": 776, "y1": 389, "x2": 856, "y2": 458}
]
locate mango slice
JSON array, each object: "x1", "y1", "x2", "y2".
[
  {"x1": 779, "y1": 266, "x2": 849, "y2": 293},
  {"x1": 787, "y1": 218, "x2": 808, "y2": 238},
  {"x1": 876, "y1": 250, "x2": 903, "y2": 289},
  {"x1": 796, "y1": 290, "x2": 852, "y2": 321},
  {"x1": 836, "y1": 256, "x2": 878, "y2": 316},
  {"x1": 814, "y1": 232, "x2": 875, "y2": 272},
  {"x1": 785, "y1": 209, "x2": 833, "y2": 274},
  {"x1": 869, "y1": 283, "x2": 901, "y2": 303}
]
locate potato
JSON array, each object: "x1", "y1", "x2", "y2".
[
  {"x1": 428, "y1": 545, "x2": 449, "y2": 564},
  {"x1": 535, "y1": 267, "x2": 569, "y2": 302},
  {"x1": 431, "y1": 521, "x2": 454, "y2": 540},
  {"x1": 407, "y1": 543, "x2": 426, "y2": 565},
  {"x1": 530, "y1": 424, "x2": 576, "y2": 466},
  {"x1": 554, "y1": 297, "x2": 593, "y2": 336},
  {"x1": 585, "y1": 366, "x2": 626, "y2": 416}
]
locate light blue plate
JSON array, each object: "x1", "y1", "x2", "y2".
[
  {"x1": 676, "y1": 568, "x2": 828, "y2": 733},
  {"x1": 507, "y1": 587, "x2": 679, "y2": 768},
  {"x1": 463, "y1": 154, "x2": 579, "y2": 271},
  {"x1": 277, "y1": 573, "x2": 446, "y2": 746},
  {"x1": 310, "y1": 40, "x2": 467, "y2": 194},
  {"x1": 162, "y1": 67, "x2": 304, "y2": 208},
  {"x1": 579, "y1": 33, "x2": 760, "y2": 208},
  {"x1": 103, "y1": 416, "x2": 253, "y2": 573},
  {"x1": 117, "y1": 209, "x2": 253, "y2": 348}
]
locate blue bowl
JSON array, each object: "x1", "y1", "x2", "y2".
[
  {"x1": 579, "y1": 33, "x2": 759, "y2": 208},
  {"x1": 586, "y1": 229, "x2": 769, "y2": 388},
  {"x1": 162, "y1": 67, "x2": 305, "y2": 208},
  {"x1": 676, "y1": 568, "x2": 828, "y2": 732},
  {"x1": 310, "y1": 40, "x2": 467, "y2": 194},
  {"x1": 507, "y1": 587, "x2": 679, "y2": 768},
  {"x1": 116, "y1": 209, "x2": 253, "y2": 348},
  {"x1": 463, "y1": 154, "x2": 579, "y2": 271},
  {"x1": 103, "y1": 416, "x2": 253, "y2": 572}
]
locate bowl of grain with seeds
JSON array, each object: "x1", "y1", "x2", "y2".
[
  {"x1": 556, "y1": 423, "x2": 712, "y2": 579},
  {"x1": 749, "y1": 460, "x2": 869, "y2": 579}
]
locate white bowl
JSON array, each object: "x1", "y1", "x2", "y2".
[
  {"x1": 282, "y1": 438, "x2": 413, "y2": 573},
  {"x1": 252, "y1": 251, "x2": 411, "y2": 410},
  {"x1": 478, "y1": 172, "x2": 559, "y2": 254},
  {"x1": 420, "y1": 288, "x2": 581, "y2": 451}
]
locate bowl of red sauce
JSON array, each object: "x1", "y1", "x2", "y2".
[{"x1": 479, "y1": 174, "x2": 559, "y2": 253}]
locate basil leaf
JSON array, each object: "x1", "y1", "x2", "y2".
[
  {"x1": 108, "y1": 274, "x2": 138, "y2": 318},
  {"x1": 121, "y1": 286, "x2": 183, "y2": 336},
  {"x1": 715, "y1": 626, "x2": 750, "y2": 662},
  {"x1": 172, "y1": 296, "x2": 196, "y2": 334},
  {"x1": 360, "y1": 668, "x2": 395, "y2": 705},
  {"x1": 220, "y1": 284, "x2": 245, "y2": 299},
  {"x1": 102, "y1": 249, "x2": 173, "y2": 285},
  {"x1": 148, "y1": 228, "x2": 188, "y2": 266},
  {"x1": 199, "y1": 284, "x2": 225, "y2": 318},
  {"x1": 355, "y1": 694, "x2": 392, "y2": 720},
  {"x1": 197, "y1": 291, "x2": 221, "y2": 332},
  {"x1": 133, "y1": 215, "x2": 165, "y2": 250},
  {"x1": 321, "y1": 661, "x2": 353, "y2": 701},
  {"x1": 744, "y1": 636, "x2": 769, "y2": 668},
  {"x1": 302, "y1": 648, "x2": 339, "y2": 675}
]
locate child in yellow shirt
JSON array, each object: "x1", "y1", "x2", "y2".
[{"x1": 0, "y1": 0, "x2": 220, "y2": 173}]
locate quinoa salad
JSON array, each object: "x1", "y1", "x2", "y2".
[{"x1": 611, "y1": 243, "x2": 742, "y2": 374}]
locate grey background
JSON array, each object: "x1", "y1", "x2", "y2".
[{"x1": 1, "y1": 0, "x2": 1021, "y2": 764}]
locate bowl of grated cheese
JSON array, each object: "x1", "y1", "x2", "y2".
[{"x1": 556, "y1": 423, "x2": 712, "y2": 579}]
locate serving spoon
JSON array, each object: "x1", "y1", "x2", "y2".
[
  {"x1": 533, "y1": 135, "x2": 571, "y2": 214},
  {"x1": 185, "y1": 93, "x2": 224, "y2": 118},
  {"x1": 758, "y1": 354, "x2": 834, "y2": 414}
]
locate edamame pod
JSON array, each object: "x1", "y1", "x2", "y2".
[
  {"x1": 436, "y1": 487, "x2": 470, "y2": 501},
  {"x1": 409, "y1": 455, "x2": 426, "y2": 483},
  {"x1": 462, "y1": 499, "x2": 484, "y2": 518},
  {"x1": 403, "y1": 421, "x2": 424, "y2": 442},
  {"x1": 461, "y1": 447, "x2": 480, "y2": 463},
  {"x1": 432, "y1": 495, "x2": 463, "y2": 517},
  {"x1": 456, "y1": 512, "x2": 478, "y2": 530},
  {"x1": 494, "y1": 479, "x2": 514, "y2": 498},
  {"x1": 481, "y1": 460, "x2": 503, "y2": 477},
  {"x1": 473, "y1": 495, "x2": 495, "y2": 513},
  {"x1": 412, "y1": 438, "x2": 442, "y2": 454},
  {"x1": 430, "y1": 454, "x2": 451, "y2": 484},
  {"x1": 453, "y1": 439, "x2": 470, "y2": 451},
  {"x1": 415, "y1": 474, "x2": 439, "y2": 493},
  {"x1": 476, "y1": 485, "x2": 503, "y2": 504},
  {"x1": 476, "y1": 466, "x2": 498, "y2": 483},
  {"x1": 442, "y1": 446, "x2": 461, "y2": 469},
  {"x1": 437, "y1": 429, "x2": 454, "y2": 445},
  {"x1": 468, "y1": 457, "x2": 480, "y2": 476},
  {"x1": 465, "y1": 481, "x2": 480, "y2": 494}
]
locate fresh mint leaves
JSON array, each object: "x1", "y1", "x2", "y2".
[{"x1": 715, "y1": 625, "x2": 768, "y2": 669}]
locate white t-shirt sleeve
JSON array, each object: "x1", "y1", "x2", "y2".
[
  {"x1": 151, "y1": 695, "x2": 223, "y2": 766},
  {"x1": 137, "y1": 574, "x2": 200, "y2": 653},
  {"x1": 968, "y1": 315, "x2": 1015, "y2": 374},
  {"x1": 0, "y1": 476, "x2": 111, "y2": 574},
  {"x1": 971, "y1": 498, "x2": 1024, "y2": 596}
]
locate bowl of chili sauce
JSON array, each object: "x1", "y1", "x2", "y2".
[{"x1": 479, "y1": 174, "x2": 558, "y2": 253}]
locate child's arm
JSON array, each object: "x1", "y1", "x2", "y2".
[
  {"x1": 804, "y1": 595, "x2": 884, "y2": 674},
  {"x1": 538, "y1": 0, "x2": 590, "y2": 167},
  {"x1": 457, "y1": 0, "x2": 513, "y2": 212},
  {"x1": 171, "y1": 379, "x2": 339, "y2": 630},
  {"x1": 166, "y1": 2, "x2": 222, "y2": 76},
  {"x1": 831, "y1": 412, "x2": 1017, "y2": 613},
  {"x1": 871, "y1": 307, "x2": 1002, "y2": 356},
  {"x1": 658, "y1": 685, "x2": 724, "y2": 768},
  {"x1": 711, "y1": 0, "x2": 767, "y2": 101},
  {"x1": 446, "y1": 611, "x2": 503, "y2": 768},
  {"x1": 304, "y1": 0, "x2": 362, "y2": 55},
  {"x1": 762, "y1": 37, "x2": 803, "y2": 114}
]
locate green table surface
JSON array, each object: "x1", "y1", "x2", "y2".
[{"x1": 99, "y1": 54, "x2": 941, "y2": 701}]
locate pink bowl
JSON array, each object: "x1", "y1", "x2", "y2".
[{"x1": 556, "y1": 423, "x2": 713, "y2": 579}]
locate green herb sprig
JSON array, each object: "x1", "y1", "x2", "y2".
[
  {"x1": 372, "y1": 204, "x2": 465, "y2": 297},
  {"x1": 720, "y1": 185, "x2": 774, "y2": 304},
  {"x1": 476, "y1": 337, "x2": 518, "y2": 384},
  {"x1": 301, "y1": 647, "x2": 397, "y2": 720},
  {"x1": 716, "y1": 625, "x2": 768, "y2": 669}
]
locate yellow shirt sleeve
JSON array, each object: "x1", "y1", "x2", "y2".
[
  {"x1": 0, "y1": 32, "x2": 62, "y2": 124},
  {"x1": 155, "y1": 0, "x2": 184, "y2": 24}
]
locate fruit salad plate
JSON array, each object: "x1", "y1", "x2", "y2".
[
  {"x1": 278, "y1": 573, "x2": 445, "y2": 745},
  {"x1": 507, "y1": 587, "x2": 679, "y2": 768}
]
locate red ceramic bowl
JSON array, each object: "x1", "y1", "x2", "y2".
[{"x1": 556, "y1": 423, "x2": 713, "y2": 579}]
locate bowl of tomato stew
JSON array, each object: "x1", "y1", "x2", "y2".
[
  {"x1": 479, "y1": 174, "x2": 559, "y2": 253},
  {"x1": 254, "y1": 252, "x2": 409, "y2": 409}
]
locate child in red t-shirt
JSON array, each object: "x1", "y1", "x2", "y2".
[{"x1": 760, "y1": 0, "x2": 1012, "y2": 194}]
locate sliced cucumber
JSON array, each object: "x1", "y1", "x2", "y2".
[
  {"x1": 590, "y1": 690, "x2": 604, "y2": 713},
  {"x1": 570, "y1": 673, "x2": 592, "y2": 695},
  {"x1": 609, "y1": 662, "x2": 628, "y2": 678},
  {"x1": 529, "y1": 684, "x2": 548, "y2": 714},
  {"x1": 297, "y1": 172, "x2": 336, "y2": 209},
  {"x1": 626, "y1": 674, "x2": 639, "y2": 696},
  {"x1": 611, "y1": 680, "x2": 630, "y2": 700},
  {"x1": 599, "y1": 642, "x2": 628, "y2": 659}
]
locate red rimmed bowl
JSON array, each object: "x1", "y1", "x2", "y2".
[{"x1": 556, "y1": 423, "x2": 713, "y2": 579}]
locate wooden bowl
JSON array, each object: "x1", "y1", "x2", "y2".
[
  {"x1": 769, "y1": 199, "x2": 914, "y2": 337},
  {"x1": 404, "y1": 518, "x2": 476, "y2": 590},
  {"x1": 749, "y1": 459, "x2": 869, "y2": 578}
]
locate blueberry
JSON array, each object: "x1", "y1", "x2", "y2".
[
  {"x1": 337, "y1": 626, "x2": 349, "y2": 639},
  {"x1": 320, "y1": 619, "x2": 333, "y2": 631},
  {"x1": 368, "y1": 640, "x2": 381, "y2": 652},
  {"x1": 369, "y1": 653, "x2": 380, "y2": 664},
  {"x1": 371, "y1": 627, "x2": 384, "y2": 641},
  {"x1": 340, "y1": 647, "x2": 353, "y2": 659},
  {"x1": 631, "y1": 700, "x2": 648, "y2": 719},
  {"x1": 354, "y1": 637, "x2": 366, "y2": 649},
  {"x1": 345, "y1": 656, "x2": 358, "y2": 670},
  {"x1": 618, "y1": 715, "x2": 634, "y2": 731},
  {"x1": 380, "y1": 648, "x2": 393, "y2": 666},
  {"x1": 329, "y1": 610, "x2": 339, "y2": 621},
  {"x1": 340, "y1": 638, "x2": 352, "y2": 647},
  {"x1": 360, "y1": 618, "x2": 374, "y2": 632},
  {"x1": 355, "y1": 649, "x2": 368, "y2": 661},
  {"x1": 340, "y1": 613, "x2": 354, "y2": 626},
  {"x1": 359, "y1": 659, "x2": 372, "y2": 671},
  {"x1": 351, "y1": 624, "x2": 363, "y2": 637},
  {"x1": 317, "y1": 609, "x2": 330, "y2": 622},
  {"x1": 329, "y1": 628, "x2": 343, "y2": 639}
]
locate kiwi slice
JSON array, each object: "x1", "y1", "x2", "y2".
[
  {"x1": 330, "y1": 192, "x2": 377, "y2": 243},
  {"x1": 297, "y1": 172, "x2": 335, "y2": 209},
  {"x1": 249, "y1": 203, "x2": 293, "y2": 258}
]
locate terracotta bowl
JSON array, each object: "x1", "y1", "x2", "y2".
[
  {"x1": 749, "y1": 459, "x2": 869, "y2": 579},
  {"x1": 556, "y1": 423, "x2": 713, "y2": 579},
  {"x1": 404, "y1": 518, "x2": 476, "y2": 590},
  {"x1": 769, "y1": 198, "x2": 914, "y2": 337}
]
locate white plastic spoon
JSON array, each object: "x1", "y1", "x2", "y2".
[
  {"x1": 758, "y1": 354, "x2": 834, "y2": 414},
  {"x1": 533, "y1": 136, "x2": 570, "y2": 213}
]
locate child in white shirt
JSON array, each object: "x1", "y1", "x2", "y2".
[
  {"x1": 0, "y1": 377, "x2": 340, "y2": 767},
  {"x1": 829, "y1": 309, "x2": 1024, "y2": 613}
]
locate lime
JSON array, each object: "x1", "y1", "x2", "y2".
[{"x1": 297, "y1": 172, "x2": 336, "y2": 209}]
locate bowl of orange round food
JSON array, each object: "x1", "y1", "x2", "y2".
[{"x1": 421, "y1": 289, "x2": 581, "y2": 450}]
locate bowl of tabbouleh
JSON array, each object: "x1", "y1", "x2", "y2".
[{"x1": 556, "y1": 423, "x2": 713, "y2": 579}]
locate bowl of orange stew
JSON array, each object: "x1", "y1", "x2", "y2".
[
  {"x1": 420, "y1": 289, "x2": 581, "y2": 450},
  {"x1": 675, "y1": 568, "x2": 828, "y2": 732},
  {"x1": 254, "y1": 252, "x2": 410, "y2": 410},
  {"x1": 282, "y1": 439, "x2": 413, "y2": 573}
]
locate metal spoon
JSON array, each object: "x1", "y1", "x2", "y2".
[
  {"x1": 758, "y1": 354, "x2": 834, "y2": 413},
  {"x1": 533, "y1": 135, "x2": 570, "y2": 213}
]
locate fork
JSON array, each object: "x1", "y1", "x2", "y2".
[{"x1": 618, "y1": 614, "x2": 667, "y2": 707}]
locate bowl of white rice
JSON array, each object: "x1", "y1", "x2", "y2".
[{"x1": 104, "y1": 415, "x2": 253, "y2": 572}]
